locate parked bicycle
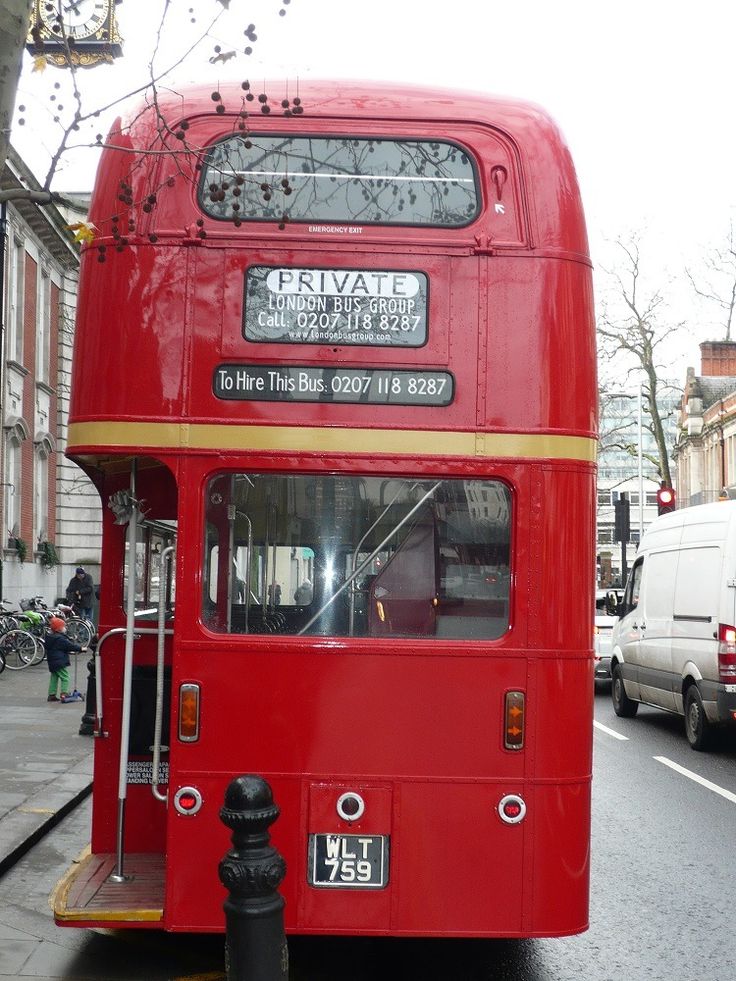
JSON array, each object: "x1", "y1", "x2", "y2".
[
  {"x1": 52, "y1": 603, "x2": 94, "y2": 648},
  {"x1": 0, "y1": 604, "x2": 46, "y2": 669},
  {"x1": 20, "y1": 596, "x2": 94, "y2": 649},
  {"x1": 0, "y1": 596, "x2": 94, "y2": 669}
]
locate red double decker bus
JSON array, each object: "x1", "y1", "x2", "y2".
[{"x1": 55, "y1": 81, "x2": 597, "y2": 938}]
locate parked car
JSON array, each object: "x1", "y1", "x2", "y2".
[
  {"x1": 594, "y1": 589, "x2": 622, "y2": 685},
  {"x1": 610, "y1": 501, "x2": 736, "y2": 750}
]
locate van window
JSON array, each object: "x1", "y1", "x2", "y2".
[
  {"x1": 645, "y1": 551, "x2": 676, "y2": 619},
  {"x1": 623, "y1": 558, "x2": 643, "y2": 612},
  {"x1": 673, "y1": 546, "x2": 721, "y2": 619}
]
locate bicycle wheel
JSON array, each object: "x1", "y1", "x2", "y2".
[
  {"x1": 0, "y1": 650, "x2": 5, "y2": 674},
  {"x1": 0, "y1": 615, "x2": 19, "y2": 634},
  {"x1": 65, "y1": 617, "x2": 92, "y2": 648},
  {"x1": 27, "y1": 631, "x2": 46, "y2": 665},
  {"x1": 0, "y1": 629, "x2": 41, "y2": 669}
]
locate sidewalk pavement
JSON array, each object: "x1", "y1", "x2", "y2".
[{"x1": 0, "y1": 655, "x2": 93, "y2": 877}]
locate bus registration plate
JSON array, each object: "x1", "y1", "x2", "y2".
[{"x1": 308, "y1": 834, "x2": 389, "y2": 888}]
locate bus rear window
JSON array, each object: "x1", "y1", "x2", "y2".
[
  {"x1": 199, "y1": 135, "x2": 478, "y2": 227},
  {"x1": 202, "y1": 473, "x2": 511, "y2": 640}
]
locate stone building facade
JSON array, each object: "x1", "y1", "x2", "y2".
[
  {"x1": 1, "y1": 145, "x2": 101, "y2": 607},
  {"x1": 675, "y1": 341, "x2": 736, "y2": 506}
]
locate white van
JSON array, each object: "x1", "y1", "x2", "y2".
[{"x1": 610, "y1": 500, "x2": 736, "y2": 750}]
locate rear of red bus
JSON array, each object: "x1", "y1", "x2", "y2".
[{"x1": 56, "y1": 81, "x2": 597, "y2": 937}]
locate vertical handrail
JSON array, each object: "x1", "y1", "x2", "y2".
[
  {"x1": 152, "y1": 545, "x2": 174, "y2": 803},
  {"x1": 93, "y1": 626, "x2": 175, "y2": 738},
  {"x1": 241, "y1": 513, "x2": 253, "y2": 634},
  {"x1": 227, "y1": 500, "x2": 235, "y2": 633},
  {"x1": 93, "y1": 627, "x2": 128, "y2": 738},
  {"x1": 110, "y1": 463, "x2": 139, "y2": 883},
  {"x1": 348, "y1": 481, "x2": 410, "y2": 635}
]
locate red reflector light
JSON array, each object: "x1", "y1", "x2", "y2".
[
  {"x1": 497, "y1": 793, "x2": 526, "y2": 824},
  {"x1": 718, "y1": 624, "x2": 736, "y2": 682},
  {"x1": 174, "y1": 786, "x2": 203, "y2": 816},
  {"x1": 720, "y1": 624, "x2": 736, "y2": 645}
]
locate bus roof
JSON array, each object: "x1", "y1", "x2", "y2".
[
  {"x1": 137, "y1": 79, "x2": 560, "y2": 132},
  {"x1": 95, "y1": 79, "x2": 589, "y2": 257}
]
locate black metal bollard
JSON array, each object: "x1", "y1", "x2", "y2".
[
  {"x1": 218, "y1": 775, "x2": 288, "y2": 981},
  {"x1": 78, "y1": 648, "x2": 97, "y2": 737}
]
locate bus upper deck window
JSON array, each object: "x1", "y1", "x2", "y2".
[{"x1": 198, "y1": 135, "x2": 479, "y2": 227}]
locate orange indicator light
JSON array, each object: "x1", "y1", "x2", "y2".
[
  {"x1": 504, "y1": 691, "x2": 525, "y2": 750},
  {"x1": 179, "y1": 683, "x2": 200, "y2": 742}
]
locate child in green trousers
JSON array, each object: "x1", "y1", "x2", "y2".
[{"x1": 45, "y1": 616, "x2": 83, "y2": 702}]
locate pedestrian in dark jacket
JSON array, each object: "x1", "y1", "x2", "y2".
[
  {"x1": 45, "y1": 616, "x2": 84, "y2": 703},
  {"x1": 65, "y1": 566, "x2": 94, "y2": 620}
]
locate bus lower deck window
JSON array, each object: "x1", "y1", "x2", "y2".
[{"x1": 202, "y1": 473, "x2": 510, "y2": 640}]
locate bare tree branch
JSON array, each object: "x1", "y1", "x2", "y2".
[
  {"x1": 597, "y1": 236, "x2": 682, "y2": 485},
  {"x1": 686, "y1": 219, "x2": 736, "y2": 341}
]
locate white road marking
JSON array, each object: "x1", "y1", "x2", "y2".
[
  {"x1": 654, "y1": 756, "x2": 736, "y2": 804},
  {"x1": 594, "y1": 720, "x2": 629, "y2": 740}
]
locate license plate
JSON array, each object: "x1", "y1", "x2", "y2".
[{"x1": 308, "y1": 834, "x2": 389, "y2": 888}]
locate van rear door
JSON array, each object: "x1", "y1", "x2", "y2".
[
  {"x1": 671, "y1": 545, "x2": 723, "y2": 687},
  {"x1": 638, "y1": 549, "x2": 677, "y2": 710}
]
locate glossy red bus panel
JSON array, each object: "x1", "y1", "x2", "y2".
[{"x1": 54, "y1": 81, "x2": 596, "y2": 939}]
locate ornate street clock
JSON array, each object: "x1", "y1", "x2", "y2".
[{"x1": 27, "y1": 0, "x2": 123, "y2": 68}]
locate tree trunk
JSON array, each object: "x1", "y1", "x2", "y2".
[{"x1": 646, "y1": 366, "x2": 671, "y2": 486}]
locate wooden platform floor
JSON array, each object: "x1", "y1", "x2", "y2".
[{"x1": 55, "y1": 851, "x2": 165, "y2": 923}]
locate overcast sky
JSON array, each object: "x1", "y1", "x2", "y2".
[{"x1": 13, "y1": 0, "x2": 736, "y2": 379}]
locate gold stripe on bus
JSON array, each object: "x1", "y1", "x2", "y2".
[
  {"x1": 55, "y1": 907, "x2": 164, "y2": 923},
  {"x1": 67, "y1": 421, "x2": 596, "y2": 462}
]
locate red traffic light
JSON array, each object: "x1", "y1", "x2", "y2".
[{"x1": 656, "y1": 485, "x2": 676, "y2": 515}]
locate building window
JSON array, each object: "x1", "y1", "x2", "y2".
[
  {"x1": 597, "y1": 525, "x2": 614, "y2": 544},
  {"x1": 6, "y1": 236, "x2": 25, "y2": 364},
  {"x1": 597, "y1": 489, "x2": 611, "y2": 506},
  {"x1": 33, "y1": 436, "x2": 54, "y2": 545},
  {"x1": 5, "y1": 438, "x2": 21, "y2": 544},
  {"x1": 36, "y1": 269, "x2": 51, "y2": 384},
  {"x1": 4, "y1": 419, "x2": 30, "y2": 545}
]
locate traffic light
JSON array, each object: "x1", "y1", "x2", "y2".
[
  {"x1": 614, "y1": 494, "x2": 630, "y2": 542},
  {"x1": 656, "y1": 483, "x2": 676, "y2": 515}
]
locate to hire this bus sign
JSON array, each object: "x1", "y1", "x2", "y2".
[
  {"x1": 244, "y1": 265, "x2": 429, "y2": 347},
  {"x1": 214, "y1": 364, "x2": 454, "y2": 407}
]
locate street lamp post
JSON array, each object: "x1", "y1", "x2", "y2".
[{"x1": 638, "y1": 384, "x2": 644, "y2": 540}]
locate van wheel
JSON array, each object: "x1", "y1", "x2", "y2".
[
  {"x1": 611, "y1": 664, "x2": 638, "y2": 717},
  {"x1": 684, "y1": 686, "x2": 713, "y2": 751}
]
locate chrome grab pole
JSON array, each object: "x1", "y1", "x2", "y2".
[
  {"x1": 241, "y1": 513, "x2": 253, "y2": 633},
  {"x1": 110, "y1": 463, "x2": 139, "y2": 883},
  {"x1": 152, "y1": 545, "x2": 174, "y2": 804},
  {"x1": 227, "y1": 501, "x2": 235, "y2": 633},
  {"x1": 93, "y1": 626, "x2": 173, "y2": 739},
  {"x1": 93, "y1": 627, "x2": 128, "y2": 739},
  {"x1": 348, "y1": 481, "x2": 410, "y2": 635}
]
